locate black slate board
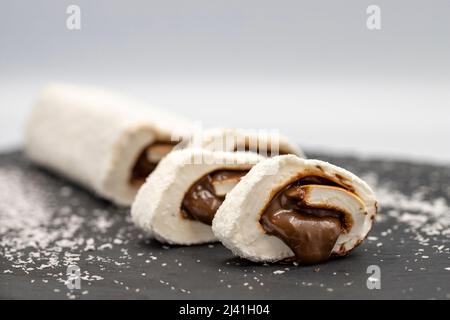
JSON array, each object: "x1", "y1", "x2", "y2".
[{"x1": 0, "y1": 151, "x2": 449, "y2": 300}]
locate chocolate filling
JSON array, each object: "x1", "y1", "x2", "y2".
[
  {"x1": 130, "y1": 141, "x2": 177, "y2": 186},
  {"x1": 260, "y1": 176, "x2": 347, "y2": 264},
  {"x1": 182, "y1": 170, "x2": 248, "y2": 225}
]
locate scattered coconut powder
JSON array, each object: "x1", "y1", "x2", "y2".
[
  {"x1": 273, "y1": 270, "x2": 285, "y2": 275},
  {"x1": 363, "y1": 173, "x2": 450, "y2": 240},
  {"x1": 0, "y1": 167, "x2": 51, "y2": 237},
  {"x1": 0, "y1": 166, "x2": 123, "y2": 292}
]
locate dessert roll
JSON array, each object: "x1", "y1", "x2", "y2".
[
  {"x1": 131, "y1": 149, "x2": 264, "y2": 245},
  {"x1": 191, "y1": 128, "x2": 305, "y2": 158},
  {"x1": 212, "y1": 155, "x2": 377, "y2": 264},
  {"x1": 25, "y1": 83, "x2": 192, "y2": 206}
]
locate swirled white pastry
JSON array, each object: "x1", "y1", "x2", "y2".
[
  {"x1": 190, "y1": 128, "x2": 305, "y2": 158},
  {"x1": 212, "y1": 155, "x2": 377, "y2": 264},
  {"x1": 25, "y1": 83, "x2": 192, "y2": 206},
  {"x1": 131, "y1": 149, "x2": 264, "y2": 245}
]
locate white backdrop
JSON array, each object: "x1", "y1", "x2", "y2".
[{"x1": 1, "y1": 1, "x2": 449, "y2": 163}]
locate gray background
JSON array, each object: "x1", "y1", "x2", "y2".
[{"x1": 1, "y1": 0, "x2": 449, "y2": 162}]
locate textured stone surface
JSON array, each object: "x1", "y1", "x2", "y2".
[{"x1": 1, "y1": 151, "x2": 449, "y2": 300}]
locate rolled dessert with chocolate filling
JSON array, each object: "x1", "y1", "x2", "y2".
[
  {"x1": 131, "y1": 149, "x2": 264, "y2": 245},
  {"x1": 212, "y1": 155, "x2": 377, "y2": 264},
  {"x1": 190, "y1": 128, "x2": 305, "y2": 158},
  {"x1": 25, "y1": 83, "x2": 192, "y2": 206}
]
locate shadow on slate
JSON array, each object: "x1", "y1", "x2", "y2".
[{"x1": 0, "y1": 150, "x2": 449, "y2": 300}]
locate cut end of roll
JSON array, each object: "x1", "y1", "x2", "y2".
[
  {"x1": 212, "y1": 155, "x2": 377, "y2": 264},
  {"x1": 131, "y1": 149, "x2": 264, "y2": 245}
]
